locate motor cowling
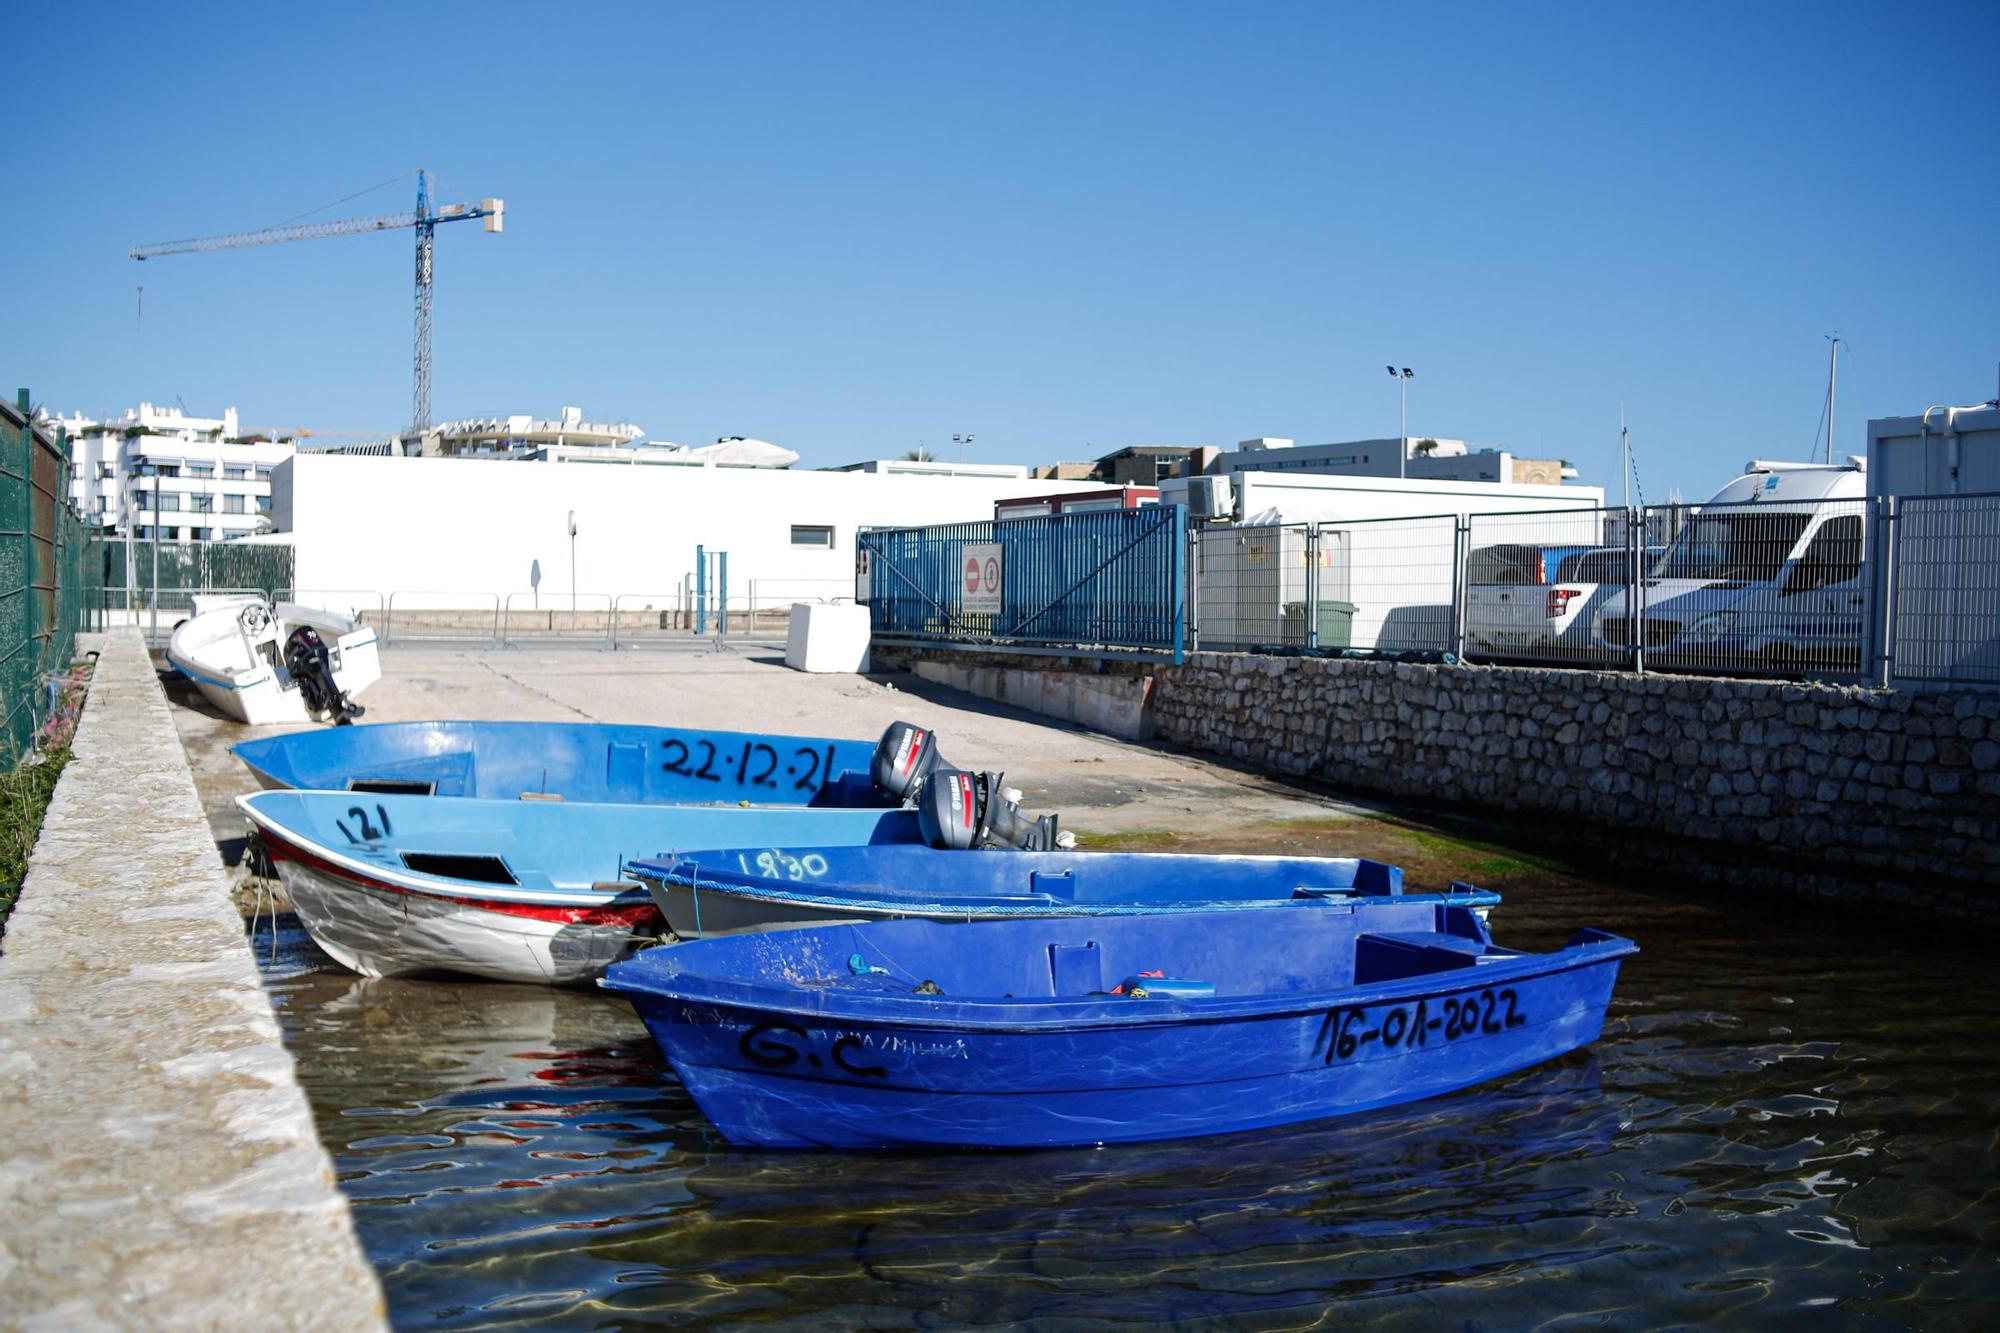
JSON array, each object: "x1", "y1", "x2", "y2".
[
  {"x1": 283, "y1": 625, "x2": 362, "y2": 725},
  {"x1": 871, "y1": 720, "x2": 950, "y2": 804},
  {"x1": 916, "y1": 765, "x2": 1069, "y2": 852}
]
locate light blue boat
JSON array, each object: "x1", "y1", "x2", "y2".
[
  {"x1": 238, "y1": 789, "x2": 921, "y2": 985},
  {"x1": 233, "y1": 720, "x2": 891, "y2": 807}
]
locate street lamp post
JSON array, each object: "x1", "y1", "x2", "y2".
[
  {"x1": 1386, "y1": 366, "x2": 1414, "y2": 479},
  {"x1": 953, "y1": 433, "x2": 974, "y2": 464},
  {"x1": 141, "y1": 462, "x2": 161, "y2": 641},
  {"x1": 567, "y1": 510, "x2": 578, "y2": 631}
]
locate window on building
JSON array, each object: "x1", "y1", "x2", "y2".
[
  {"x1": 255, "y1": 495, "x2": 272, "y2": 515},
  {"x1": 222, "y1": 495, "x2": 246, "y2": 514},
  {"x1": 254, "y1": 465, "x2": 272, "y2": 480},
  {"x1": 189, "y1": 494, "x2": 213, "y2": 513},
  {"x1": 184, "y1": 462, "x2": 214, "y2": 478},
  {"x1": 150, "y1": 463, "x2": 181, "y2": 478},
  {"x1": 155, "y1": 493, "x2": 182, "y2": 513},
  {"x1": 191, "y1": 528, "x2": 211, "y2": 542},
  {"x1": 790, "y1": 525, "x2": 835, "y2": 548}
]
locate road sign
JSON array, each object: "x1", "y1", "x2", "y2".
[{"x1": 962, "y1": 543, "x2": 1003, "y2": 614}]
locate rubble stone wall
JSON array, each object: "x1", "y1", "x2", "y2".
[{"x1": 1151, "y1": 653, "x2": 2000, "y2": 921}]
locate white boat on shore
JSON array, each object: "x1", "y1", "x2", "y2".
[{"x1": 167, "y1": 595, "x2": 379, "y2": 725}]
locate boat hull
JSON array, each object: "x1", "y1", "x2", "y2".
[
  {"x1": 237, "y1": 790, "x2": 924, "y2": 985},
  {"x1": 169, "y1": 598, "x2": 380, "y2": 725},
  {"x1": 231, "y1": 721, "x2": 886, "y2": 806},
  {"x1": 605, "y1": 912, "x2": 1634, "y2": 1149},
  {"x1": 263, "y1": 828, "x2": 657, "y2": 986},
  {"x1": 637, "y1": 845, "x2": 1491, "y2": 940}
]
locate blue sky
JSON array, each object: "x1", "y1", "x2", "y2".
[{"x1": 7, "y1": 1, "x2": 1996, "y2": 500}]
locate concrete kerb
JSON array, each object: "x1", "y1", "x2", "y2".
[{"x1": 0, "y1": 629, "x2": 386, "y2": 1330}]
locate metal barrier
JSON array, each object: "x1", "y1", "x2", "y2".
[
  {"x1": 384, "y1": 591, "x2": 501, "y2": 646},
  {"x1": 500, "y1": 591, "x2": 614, "y2": 647},
  {"x1": 49, "y1": 488, "x2": 1994, "y2": 688},
  {"x1": 1885, "y1": 492, "x2": 2000, "y2": 688},
  {"x1": 610, "y1": 592, "x2": 689, "y2": 648},
  {"x1": 860, "y1": 506, "x2": 1186, "y2": 660}
]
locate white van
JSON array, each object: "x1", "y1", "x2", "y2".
[{"x1": 1592, "y1": 459, "x2": 1869, "y2": 670}]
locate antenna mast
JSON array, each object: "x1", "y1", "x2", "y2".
[{"x1": 1824, "y1": 335, "x2": 1842, "y2": 463}]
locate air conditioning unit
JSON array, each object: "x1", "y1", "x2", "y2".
[{"x1": 1161, "y1": 475, "x2": 1234, "y2": 521}]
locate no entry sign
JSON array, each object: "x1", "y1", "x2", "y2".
[{"x1": 961, "y1": 543, "x2": 1003, "y2": 613}]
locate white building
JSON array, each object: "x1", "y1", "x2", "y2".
[
  {"x1": 422, "y1": 406, "x2": 646, "y2": 458},
  {"x1": 825, "y1": 460, "x2": 1031, "y2": 479},
  {"x1": 1215, "y1": 437, "x2": 1579, "y2": 486},
  {"x1": 271, "y1": 452, "x2": 1107, "y2": 611},
  {"x1": 45, "y1": 401, "x2": 294, "y2": 542}
]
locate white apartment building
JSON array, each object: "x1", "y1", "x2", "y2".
[
  {"x1": 45, "y1": 401, "x2": 295, "y2": 541},
  {"x1": 1216, "y1": 437, "x2": 1580, "y2": 486},
  {"x1": 422, "y1": 406, "x2": 645, "y2": 458}
]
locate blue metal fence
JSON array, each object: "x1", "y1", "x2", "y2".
[{"x1": 860, "y1": 506, "x2": 1186, "y2": 660}]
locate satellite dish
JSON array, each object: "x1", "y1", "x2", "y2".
[{"x1": 567, "y1": 510, "x2": 578, "y2": 538}]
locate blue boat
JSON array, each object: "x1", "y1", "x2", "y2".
[
  {"x1": 602, "y1": 906, "x2": 1635, "y2": 1149},
  {"x1": 239, "y1": 790, "x2": 921, "y2": 985},
  {"x1": 232, "y1": 720, "x2": 892, "y2": 807},
  {"x1": 629, "y1": 843, "x2": 1500, "y2": 939}
]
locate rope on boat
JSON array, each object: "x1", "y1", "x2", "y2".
[{"x1": 235, "y1": 826, "x2": 281, "y2": 967}]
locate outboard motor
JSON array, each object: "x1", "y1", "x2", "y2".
[
  {"x1": 283, "y1": 625, "x2": 363, "y2": 725},
  {"x1": 871, "y1": 720, "x2": 951, "y2": 804},
  {"x1": 916, "y1": 765, "x2": 1071, "y2": 852}
]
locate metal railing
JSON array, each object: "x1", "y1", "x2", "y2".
[
  {"x1": 1185, "y1": 495, "x2": 1998, "y2": 688},
  {"x1": 71, "y1": 490, "x2": 1998, "y2": 689}
]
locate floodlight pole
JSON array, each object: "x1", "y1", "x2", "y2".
[{"x1": 1387, "y1": 366, "x2": 1413, "y2": 478}]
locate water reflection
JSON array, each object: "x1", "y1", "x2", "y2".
[{"x1": 259, "y1": 873, "x2": 2000, "y2": 1327}]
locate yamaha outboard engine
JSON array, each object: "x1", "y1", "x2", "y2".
[
  {"x1": 283, "y1": 626, "x2": 363, "y2": 725},
  {"x1": 916, "y1": 765, "x2": 1071, "y2": 852},
  {"x1": 872, "y1": 720, "x2": 950, "y2": 804}
]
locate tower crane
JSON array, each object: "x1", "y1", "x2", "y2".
[{"x1": 131, "y1": 170, "x2": 504, "y2": 438}]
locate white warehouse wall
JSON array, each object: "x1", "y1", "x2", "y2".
[{"x1": 272, "y1": 454, "x2": 1108, "y2": 610}]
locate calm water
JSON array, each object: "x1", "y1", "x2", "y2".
[{"x1": 258, "y1": 877, "x2": 2000, "y2": 1329}]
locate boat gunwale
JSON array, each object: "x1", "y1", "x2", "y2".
[{"x1": 601, "y1": 931, "x2": 1639, "y2": 1034}]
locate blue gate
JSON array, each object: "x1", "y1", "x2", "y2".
[{"x1": 859, "y1": 506, "x2": 1186, "y2": 660}]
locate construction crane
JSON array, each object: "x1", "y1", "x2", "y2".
[{"x1": 131, "y1": 170, "x2": 504, "y2": 437}]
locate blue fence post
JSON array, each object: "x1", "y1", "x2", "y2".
[
  {"x1": 1171, "y1": 505, "x2": 1186, "y2": 663},
  {"x1": 694, "y1": 544, "x2": 706, "y2": 636},
  {"x1": 718, "y1": 551, "x2": 729, "y2": 637}
]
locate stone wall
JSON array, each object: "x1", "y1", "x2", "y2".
[{"x1": 1152, "y1": 653, "x2": 2000, "y2": 921}]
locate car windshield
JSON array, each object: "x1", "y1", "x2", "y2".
[{"x1": 1652, "y1": 511, "x2": 1811, "y2": 582}]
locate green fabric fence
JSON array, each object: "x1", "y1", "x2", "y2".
[{"x1": 2, "y1": 388, "x2": 101, "y2": 765}]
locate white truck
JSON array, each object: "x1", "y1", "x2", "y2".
[{"x1": 1592, "y1": 459, "x2": 1869, "y2": 671}]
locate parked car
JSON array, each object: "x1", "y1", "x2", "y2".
[
  {"x1": 1463, "y1": 542, "x2": 1593, "y2": 655},
  {"x1": 1542, "y1": 546, "x2": 1664, "y2": 653},
  {"x1": 1592, "y1": 460, "x2": 1869, "y2": 672}
]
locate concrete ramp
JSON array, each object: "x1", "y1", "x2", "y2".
[{"x1": 0, "y1": 629, "x2": 385, "y2": 1329}]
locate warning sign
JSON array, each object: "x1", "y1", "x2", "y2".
[{"x1": 962, "y1": 543, "x2": 1003, "y2": 614}]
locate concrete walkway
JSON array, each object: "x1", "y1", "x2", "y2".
[{"x1": 0, "y1": 630, "x2": 384, "y2": 1330}]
